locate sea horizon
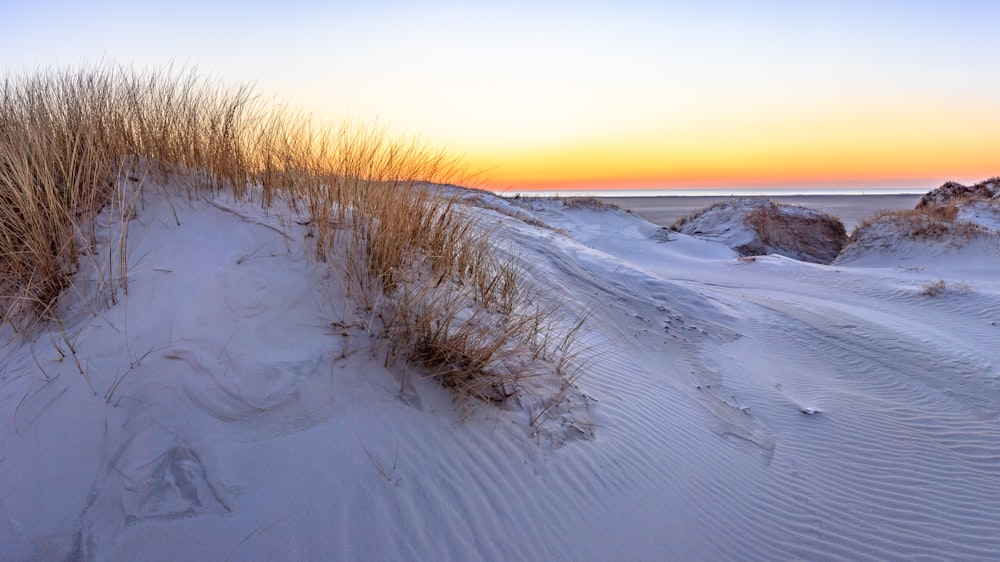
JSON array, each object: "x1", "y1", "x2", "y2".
[
  {"x1": 494, "y1": 187, "x2": 931, "y2": 198},
  {"x1": 493, "y1": 188, "x2": 928, "y2": 231}
]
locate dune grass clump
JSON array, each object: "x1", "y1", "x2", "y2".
[
  {"x1": 1, "y1": 68, "x2": 122, "y2": 327},
  {"x1": 839, "y1": 186, "x2": 1000, "y2": 261},
  {"x1": 743, "y1": 203, "x2": 847, "y2": 262},
  {"x1": 322, "y1": 175, "x2": 580, "y2": 402},
  {"x1": 0, "y1": 64, "x2": 582, "y2": 406},
  {"x1": 919, "y1": 279, "x2": 973, "y2": 297},
  {"x1": 555, "y1": 196, "x2": 622, "y2": 212},
  {"x1": 920, "y1": 279, "x2": 947, "y2": 297},
  {"x1": 854, "y1": 176, "x2": 1000, "y2": 245},
  {"x1": 852, "y1": 202, "x2": 986, "y2": 241},
  {"x1": 672, "y1": 198, "x2": 846, "y2": 264},
  {"x1": 0, "y1": 66, "x2": 312, "y2": 328},
  {"x1": 670, "y1": 199, "x2": 737, "y2": 231},
  {"x1": 917, "y1": 178, "x2": 1000, "y2": 207}
]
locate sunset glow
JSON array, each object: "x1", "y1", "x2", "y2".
[{"x1": 4, "y1": 1, "x2": 998, "y2": 192}]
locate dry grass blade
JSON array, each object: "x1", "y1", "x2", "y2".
[
  {"x1": 1, "y1": 62, "x2": 585, "y2": 407},
  {"x1": 852, "y1": 202, "x2": 985, "y2": 241}
]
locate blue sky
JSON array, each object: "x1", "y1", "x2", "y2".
[{"x1": 5, "y1": 1, "x2": 999, "y2": 190}]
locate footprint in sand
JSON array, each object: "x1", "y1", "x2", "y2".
[
  {"x1": 69, "y1": 429, "x2": 231, "y2": 561},
  {"x1": 119, "y1": 439, "x2": 230, "y2": 524}
]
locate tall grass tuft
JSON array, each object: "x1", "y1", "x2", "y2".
[
  {"x1": 1, "y1": 67, "x2": 122, "y2": 326},
  {"x1": 851, "y1": 201, "x2": 986, "y2": 241},
  {"x1": 0, "y1": 63, "x2": 582, "y2": 406}
]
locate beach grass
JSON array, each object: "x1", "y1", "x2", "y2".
[
  {"x1": 851, "y1": 200, "x2": 989, "y2": 241},
  {"x1": 0, "y1": 63, "x2": 580, "y2": 402}
]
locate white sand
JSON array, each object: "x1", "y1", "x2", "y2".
[{"x1": 2, "y1": 182, "x2": 999, "y2": 560}]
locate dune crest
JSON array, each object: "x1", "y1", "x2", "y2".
[
  {"x1": 917, "y1": 177, "x2": 1000, "y2": 207},
  {"x1": 671, "y1": 198, "x2": 847, "y2": 264},
  {"x1": 839, "y1": 178, "x2": 1000, "y2": 263}
]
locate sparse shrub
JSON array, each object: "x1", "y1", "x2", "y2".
[
  {"x1": 920, "y1": 279, "x2": 948, "y2": 296},
  {"x1": 557, "y1": 196, "x2": 620, "y2": 212},
  {"x1": 955, "y1": 282, "x2": 974, "y2": 294},
  {"x1": 919, "y1": 279, "x2": 973, "y2": 297}
]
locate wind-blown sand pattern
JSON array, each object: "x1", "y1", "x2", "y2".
[{"x1": 2, "y1": 185, "x2": 999, "y2": 560}]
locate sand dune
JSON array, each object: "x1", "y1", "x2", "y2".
[{"x1": 2, "y1": 185, "x2": 999, "y2": 560}]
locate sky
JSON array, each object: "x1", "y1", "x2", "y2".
[{"x1": 3, "y1": 0, "x2": 999, "y2": 192}]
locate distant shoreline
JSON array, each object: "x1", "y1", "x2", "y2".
[
  {"x1": 495, "y1": 188, "x2": 930, "y2": 198},
  {"x1": 596, "y1": 193, "x2": 924, "y2": 232},
  {"x1": 492, "y1": 189, "x2": 926, "y2": 232}
]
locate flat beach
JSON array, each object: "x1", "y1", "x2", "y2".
[{"x1": 600, "y1": 194, "x2": 923, "y2": 231}]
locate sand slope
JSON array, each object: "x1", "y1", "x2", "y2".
[
  {"x1": 2, "y1": 186, "x2": 999, "y2": 560},
  {"x1": 669, "y1": 198, "x2": 847, "y2": 263}
]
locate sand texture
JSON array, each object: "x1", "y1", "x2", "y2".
[{"x1": 2, "y1": 185, "x2": 999, "y2": 560}]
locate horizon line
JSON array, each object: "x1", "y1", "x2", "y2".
[{"x1": 493, "y1": 186, "x2": 931, "y2": 198}]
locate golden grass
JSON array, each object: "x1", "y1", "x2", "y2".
[
  {"x1": 920, "y1": 279, "x2": 947, "y2": 297},
  {"x1": 852, "y1": 201, "x2": 986, "y2": 241},
  {"x1": 671, "y1": 199, "x2": 846, "y2": 264},
  {"x1": 743, "y1": 204, "x2": 847, "y2": 262},
  {"x1": 919, "y1": 279, "x2": 973, "y2": 297},
  {"x1": 0, "y1": 64, "x2": 583, "y2": 406},
  {"x1": 669, "y1": 199, "x2": 753, "y2": 231},
  {"x1": 553, "y1": 196, "x2": 622, "y2": 212}
]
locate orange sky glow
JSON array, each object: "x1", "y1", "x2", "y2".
[{"x1": 4, "y1": 1, "x2": 998, "y2": 193}]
